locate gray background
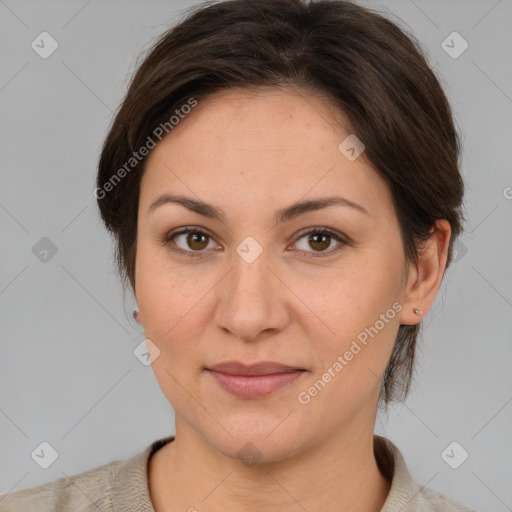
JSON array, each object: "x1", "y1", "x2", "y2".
[{"x1": 1, "y1": 0, "x2": 511, "y2": 510}]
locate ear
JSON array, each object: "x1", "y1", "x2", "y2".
[
  {"x1": 133, "y1": 309, "x2": 143, "y2": 325},
  {"x1": 399, "y1": 219, "x2": 452, "y2": 326}
]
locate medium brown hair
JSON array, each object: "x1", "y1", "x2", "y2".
[{"x1": 97, "y1": 0, "x2": 465, "y2": 404}]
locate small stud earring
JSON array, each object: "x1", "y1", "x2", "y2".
[
  {"x1": 133, "y1": 310, "x2": 140, "y2": 322},
  {"x1": 413, "y1": 308, "x2": 423, "y2": 316}
]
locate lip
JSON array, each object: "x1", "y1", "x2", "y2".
[
  {"x1": 207, "y1": 361, "x2": 304, "y2": 376},
  {"x1": 205, "y1": 361, "x2": 306, "y2": 399}
]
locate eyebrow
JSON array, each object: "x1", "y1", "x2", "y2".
[{"x1": 148, "y1": 193, "x2": 369, "y2": 223}]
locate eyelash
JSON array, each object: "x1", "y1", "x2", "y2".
[{"x1": 160, "y1": 226, "x2": 349, "y2": 259}]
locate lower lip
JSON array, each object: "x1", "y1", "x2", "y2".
[{"x1": 206, "y1": 370, "x2": 305, "y2": 398}]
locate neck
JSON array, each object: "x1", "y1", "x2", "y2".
[{"x1": 149, "y1": 420, "x2": 391, "y2": 512}]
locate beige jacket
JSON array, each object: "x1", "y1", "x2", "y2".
[{"x1": 0, "y1": 435, "x2": 477, "y2": 511}]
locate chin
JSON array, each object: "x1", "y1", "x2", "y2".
[
  {"x1": 222, "y1": 436, "x2": 301, "y2": 466},
  {"x1": 199, "y1": 415, "x2": 309, "y2": 465}
]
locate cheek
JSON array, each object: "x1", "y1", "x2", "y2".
[
  {"x1": 136, "y1": 241, "x2": 201, "y2": 316},
  {"x1": 293, "y1": 251, "x2": 402, "y2": 332},
  {"x1": 135, "y1": 251, "x2": 209, "y2": 403},
  {"x1": 136, "y1": 230, "x2": 403, "y2": 363},
  {"x1": 292, "y1": 255, "x2": 402, "y2": 392}
]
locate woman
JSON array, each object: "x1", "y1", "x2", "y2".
[{"x1": 1, "y1": 0, "x2": 476, "y2": 510}]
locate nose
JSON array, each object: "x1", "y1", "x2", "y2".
[{"x1": 214, "y1": 247, "x2": 291, "y2": 342}]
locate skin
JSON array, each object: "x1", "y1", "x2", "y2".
[{"x1": 134, "y1": 87, "x2": 451, "y2": 512}]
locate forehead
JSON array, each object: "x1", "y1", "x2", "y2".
[
  {"x1": 139, "y1": 87, "x2": 393, "y2": 219},
  {"x1": 153, "y1": 86, "x2": 349, "y2": 153}
]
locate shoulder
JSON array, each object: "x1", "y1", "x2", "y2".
[
  {"x1": 0, "y1": 459, "x2": 114, "y2": 512},
  {"x1": 374, "y1": 435, "x2": 477, "y2": 512},
  {"x1": 413, "y1": 486, "x2": 477, "y2": 512},
  {"x1": 0, "y1": 437, "x2": 174, "y2": 512}
]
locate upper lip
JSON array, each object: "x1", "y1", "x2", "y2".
[{"x1": 206, "y1": 361, "x2": 305, "y2": 376}]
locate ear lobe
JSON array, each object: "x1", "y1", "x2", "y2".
[
  {"x1": 133, "y1": 310, "x2": 143, "y2": 324},
  {"x1": 399, "y1": 220, "x2": 452, "y2": 325}
]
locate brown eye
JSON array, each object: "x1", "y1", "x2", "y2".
[
  {"x1": 163, "y1": 227, "x2": 218, "y2": 257},
  {"x1": 163, "y1": 227, "x2": 347, "y2": 259},
  {"x1": 293, "y1": 228, "x2": 347, "y2": 258},
  {"x1": 186, "y1": 232, "x2": 209, "y2": 250},
  {"x1": 308, "y1": 232, "x2": 331, "y2": 251}
]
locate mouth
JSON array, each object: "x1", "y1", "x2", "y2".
[{"x1": 204, "y1": 361, "x2": 307, "y2": 399}]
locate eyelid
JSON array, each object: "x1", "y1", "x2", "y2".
[
  {"x1": 161, "y1": 226, "x2": 349, "y2": 258},
  {"x1": 161, "y1": 226, "x2": 220, "y2": 258},
  {"x1": 289, "y1": 227, "x2": 348, "y2": 258}
]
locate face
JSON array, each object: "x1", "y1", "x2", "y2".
[{"x1": 135, "y1": 87, "x2": 412, "y2": 462}]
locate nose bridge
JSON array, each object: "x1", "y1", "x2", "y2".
[
  {"x1": 215, "y1": 241, "x2": 288, "y2": 340},
  {"x1": 231, "y1": 246, "x2": 270, "y2": 298}
]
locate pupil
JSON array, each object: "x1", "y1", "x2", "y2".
[
  {"x1": 310, "y1": 233, "x2": 329, "y2": 251},
  {"x1": 185, "y1": 232, "x2": 331, "y2": 252},
  {"x1": 188, "y1": 233, "x2": 207, "y2": 250}
]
